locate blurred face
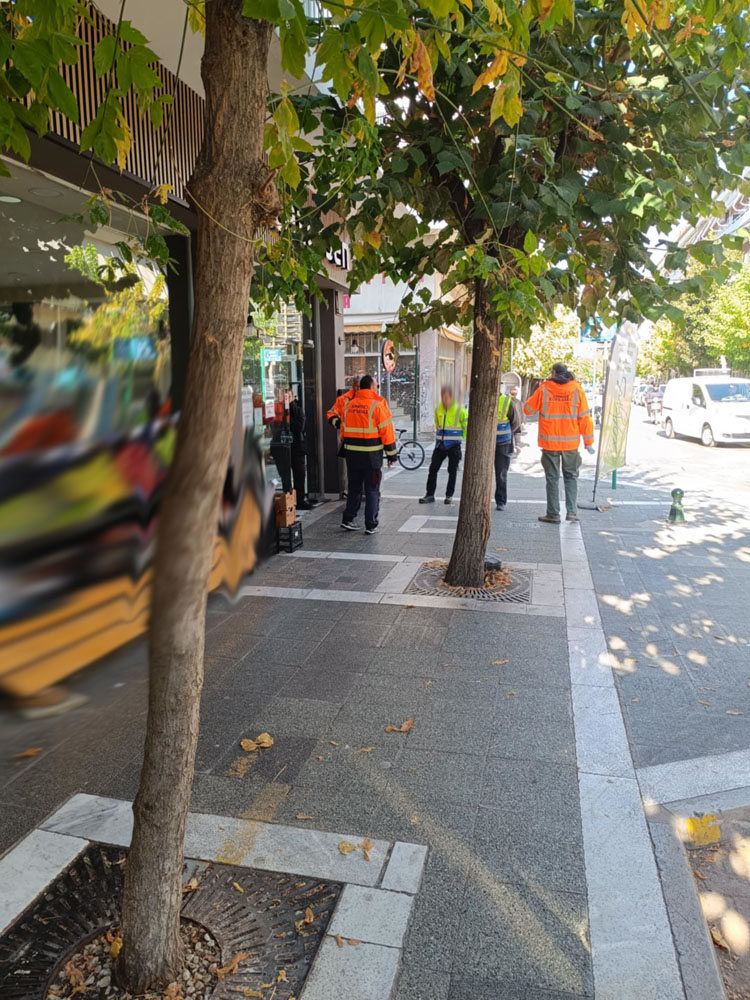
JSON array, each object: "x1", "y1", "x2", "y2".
[
  {"x1": 509, "y1": 386, "x2": 518, "y2": 397},
  {"x1": 441, "y1": 389, "x2": 453, "y2": 408}
]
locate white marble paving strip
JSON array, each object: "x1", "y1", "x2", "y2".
[
  {"x1": 236, "y1": 584, "x2": 312, "y2": 601},
  {"x1": 579, "y1": 773, "x2": 685, "y2": 999},
  {"x1": 414, "y1": 527, "x2": 456, "y2": 534},
  {"x1": 374, "y1": 562, "x2": 419, "y2": 593},
  {"x1": 0, "y1": 829, "x2": 88, "y2": 934},
  {"x1": 380, "y1": 842, "x2": 428, "y2": 895},
  {"x1": 328, "y1": 552, "x2": 404, "y2": 563},
  {"x1": 300, "y1": 938, "x2": 400, "y2": 1000},
  {"x1": 40, "y1": 795, "x2": 390, "y2": 887},
  {"x1": 328, "y1": 885, "x2": 412, "y2": 948},
  {"x1": 637, "y1": 748, "x2": 750, "y2": 807},
  {"x1": 562, "y1": 522, "x2": 684, "y2": 999},
  {"x1": 397, "y1": 515, "x2": 428, "y2": 533},
  {"x1": 305, "y1": 589, "x2": 384, "y2": 604}
]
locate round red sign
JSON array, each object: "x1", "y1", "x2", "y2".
[{"x1": 381, "y1": 339, "x2": 396, "y2": 373}]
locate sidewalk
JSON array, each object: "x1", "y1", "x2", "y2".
[{"x1": 1, "y1": 452, "x2": 747, "y2": 998}]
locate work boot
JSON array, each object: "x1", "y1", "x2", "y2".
[
  {"x1": 538, "y1": 514, "x2": 561, "y2": 524},
  {"x1": 419, "y1": 495, "x2": 435, "y2": 504},
  {"x1": 566, "y1": 512, "x2": 580, "y2": 522}
]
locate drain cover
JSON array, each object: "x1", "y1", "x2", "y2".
[
  {"x1": 0, "y1": 843, "x2": 340, "y2": 1000},
  {"x1": 406, "y1": 562, "x2": 533, "y2": 602}
]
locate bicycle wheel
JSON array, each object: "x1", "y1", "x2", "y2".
[{"x1": 397, "y1": 440, "x2": 425, "y2": 471}]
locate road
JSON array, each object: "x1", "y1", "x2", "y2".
[{"x1": 611, "y1": 402, "x2": 750, "y2": 504}]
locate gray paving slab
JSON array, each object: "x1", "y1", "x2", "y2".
[
  {"x1": 329, "y1": 884, "x2": 413, "y2": 947},
  {"x1": 301, "y1": 937, "x2": 400, "y2": 1000}
]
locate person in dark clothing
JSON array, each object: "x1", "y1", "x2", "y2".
[
  {"x1": 8, "y1": 302, "x2": 41, "y2": 369},
  {"x1": 420, "y1": 386, "x2": 468, "y2": 505},
  {"x1": 288, "y1": 393, "x2": 310, "y2": 509},
  {"x1": 269, "y1": 388, "x2": 310, "y2": 508},
  {"x1": 494, "y1": 390, "x2": 522, "y2": 511}
]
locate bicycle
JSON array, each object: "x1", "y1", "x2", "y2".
[{"x1": 395, "y1": 428, "x2": 425, "y2": 471}]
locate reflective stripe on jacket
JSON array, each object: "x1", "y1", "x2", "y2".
[
  {"x1": 435, "y1": 401, "x2": 468, "y2": 448},
  {"x1": 327, "y1": 388, "x2": 356, "y2": 438},
  {"x1": 523, "y1": 378, "x2": 594, "y2": 451},
  {"x1": 341, "y1": 389, "x2": 397, "y2": 461},
  {"x1": 497, "y1": 393, "x2": 513, "y2": 445}
]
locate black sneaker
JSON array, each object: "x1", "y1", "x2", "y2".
[
  {"x1": 444, "y1": 497, "x2": 453, "y2": 505},
  {"x1": 419, "y1": 495, "x2": 435, "y2": 504},
  {"x1": 496, "y1": 503, "x2": 506, "y2": 511},
  {"x1": 365, "y1": 525, "x2": 379, "y2": 535},
  {"x1": 341, "y1": 521, "x2": 357, "y2": 531}
]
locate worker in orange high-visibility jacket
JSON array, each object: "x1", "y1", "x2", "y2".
[
  {"x1": 524, "y1": 362, "x2": 594, "y2": 524},
  {"x1": 337, "y1": 374, "x2": 397, "y2": 534}
]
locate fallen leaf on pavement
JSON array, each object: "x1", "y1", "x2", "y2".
[
  {"x1": 711, "y1": 926, "x2": 730, "y2": 951},
  {"x1": 215, "y1": 952, "x2": 250, "y2": 980},
  {"x1": 727, "y1": 710, "x2": 743, "y2": 716},
  {"x1": 424, "y1": 680, "x2": 431, "y2": 687},
  {"x1": 13, "y1": 747, "x2": 42, "y2": 759},
  {"x1": 241, "y1": 991, "x2": 264, "y2": 998},
  {"x1": 304, "y1": 906, "x2": 314, "y2": 924},
  {"x1": 329, "y1": 741, "x2": 340, "y2": 746},
  {"x1": 347, "y1": 939, "x2": 361, "y2": 946},
  {"x1": 338, "y1": 841, "x2": 357, "y2": 856},
  {"x1": 296, "y1": 813, "x2": 313, "y2": 820},
  {"x1": 385, "y1": 718, "x2": 414, "y2": 733},
  {"x1": 277, "y1": 970, "x2": 288, "y2": 983},
  {"x1": 182, "y1": 878, "x2": 200, "y2": 894},
  {"x1": 411, "y1": 815, "x2": 419, "y2": 824},
  {"x1": 355, "y1": 747, "x2": 374, "y2": 753},
  {"x1": 361, "y1": 837, "x2": 374, "y2": 861},
  {"x1": 698, "y1": 700, "x2": 712, "y2": 707},
  {"x1": 404, "y1": 605, "x2": 415, "y2": 609},
  {"x1": 694, "y1": 870, "x2": 706, "y2": 880},
  {"x1": 492, "y1": 660, "x2": 508, "y2": 665},
  {"x1": 164, "y1": 985, "x2": 183, "y2": 1000},
  {"x1": 335, "y1": 934, "x2": 345, "y2": 948},
  {"x1": 109, "y1": 935, "x2": 123, "y2": 958},
  {"x1": 232, "y1": 881, "x2": 244, "y2": 893},
  {"x1": 256, "y1": 732, "x2": 274, "y2": 748},
  {"x1": 505, "y1": 691, "x2": 516, "y2": 698}
]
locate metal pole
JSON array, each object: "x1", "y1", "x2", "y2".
[
  {"x1": 413, "y1": 343, "x2": 419, "y2": 440},
  {"x1": 508, "y1": 337, "x2": 514, "y2": 373}
]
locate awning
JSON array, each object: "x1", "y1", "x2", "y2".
[{"x1": 344, "y1": 323, "x2": 385, "y2": 332}]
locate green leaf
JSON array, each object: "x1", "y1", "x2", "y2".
[
  {"x1": 118, "y1": 21, "x2": 148, "y2": 45},
  {"x1": 523, "y1": 230, "x2": 537, "y2": 254},
  {"x1": 46, "y1": 68, "x2": 79, "y2": 123},
  {"x1": 94, "y1": 35, "x2": 117, "y2": 77},
  {"x1": 281, "y1": 155, "x2": 301, "y2": 188}
]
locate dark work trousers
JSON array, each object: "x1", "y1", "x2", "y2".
[
  {"x1": 270, "y1": 443, "x2": 293, "y2": 494},
  {"x1": 343, "y1": 461, "x2": 382, "y2": 529},
  {"x1": 425, "y1": 444, "x2": 462, "y2": 498},
  {"x1": 494, "y1": 445, "x2": 512, "y2": 506}
]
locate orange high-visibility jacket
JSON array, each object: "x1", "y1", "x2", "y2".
[
  {"x1": 327, "y1": 388, "x2": 357, "y2": 433},
  {"x1": 524, "y1": 378, "x2": 594, "y2": 451},
  {"x1": 340, "y1": 388, "x2": 397, "y2": 467}
]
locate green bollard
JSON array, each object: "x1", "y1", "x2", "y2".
[{"x1": 668, "y1": 488, "x2": 685, "y2": 524}]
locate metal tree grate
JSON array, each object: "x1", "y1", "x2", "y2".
[
  {"x1": 405, "y1": 563, "x2": 533, "y2": 603},
  {"x1": 0, "y1": 843, "x2": 340, "y2": 1000}
]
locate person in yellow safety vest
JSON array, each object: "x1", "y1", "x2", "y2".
[
  {"x1": 494, "y1": 390, "x2": 522, "y2": 511},
  {"x1": 523, "y1": 362, "x2": 595, "y2": 523},
  {"x1": 338, "y1": 374, "x2": 397, "y2": 534},
  {"x1": 420, "y1": 386, "x2": 468, "y2": 505}
]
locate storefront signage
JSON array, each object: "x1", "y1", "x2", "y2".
[
  {"x1": 381, "y1": 339, "x2": 396, "y2": 373},
  {"x1": 262, "y1": 347, "x2": 284, "y2": 363},
  {"x1": 325, "y1": 245, "x2": 350, "y2": 271}
]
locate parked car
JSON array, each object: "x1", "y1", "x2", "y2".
[
  {"x1": 633, "y1": 384, "x2": 649, "y2": 406},
  {"x1": 662, "y1": 376, "x2": 750, "y2": 446}
]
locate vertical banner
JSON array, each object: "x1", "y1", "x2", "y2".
[{"x1": 595, "y1": 321, "x2": 640, "y2": 485}]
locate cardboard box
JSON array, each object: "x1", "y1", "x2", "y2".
[{"x1": 275, "y1": 490, "x2": 296, "y2": 527}]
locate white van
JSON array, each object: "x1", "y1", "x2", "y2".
[{"x1": 662, "y1": 376, "x2": 750, "y2": 446}]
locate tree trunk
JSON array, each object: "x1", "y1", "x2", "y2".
[
  {"x1": 445, "y1": 279, "x2": 503, "y2": 588},
  {"x1": 117, "y1": 4, "x2": 276, "y2": 992}
]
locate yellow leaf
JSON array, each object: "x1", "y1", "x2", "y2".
[
  {"x1": 355, "y1": 747, "x2": 374, "y2": 753},
  {"x1": 109, "y1": 935, "x2": 123, "y2": 958},
  {"x1": 296, "y1": 813, "x2": 314, "y2": 820},
  {"x1": 13, "y1": 747, "x2": 42, "y2": 759},
  {"x1": 410, "y1": 36, "x2": 435, "y2": 102},
  {"x1": 215, "y1": 951, "x2": 250, "y2": 980},
  {"x1": 240, "y1": 738, "x2": 260, "y2": 752},
  {"x1": 182, "y1": 877, "x2": 200, "y2": 893},
  {"x1": 361, "y1": 836, "x2": 375, "y2": 862},
  {"x1": 366, "y1": 232, "x2": 382, "y2": 250},
  {"x1": 154, "y1": 183, "x2": 172, "y2": 204},
  {"x1": 329, "y1": 741, "x2": 340, "y2": 746},
  {"x1": 232, "y1": 881, "x2": 245, "y2": 893},
  {"x1": 411, "y1": 815, "x2": 419, "y2": 824},
  {"x1": 694, "y1": 870, "x2": 706, "y2": 880},
  {"x1": 335, "y1": 934, "x2": 345, "y2": 948},
  {"x1": 256, "y1": 732, "x2": 274, "y2": 748},
  {"x1": 621, "y1": 0, "x2": 649, "y2": 39},
  {"x1": 339, "y1": 841, "x2": 357, "y2": 856},
  {"x1": 385, "y1": 718, "x2": 414, "y2": 733},
  {"x1": 304, "y1": 906, "x2": 315, "y2": 924},
  {"x1": 114, "y1": 110, "x2": 132, "y2": 172},
  {"x1": 471, "y1": 51, "x2": 508, "y2": 94},
  {"x1": 347, "y1": 939, "x2": 361, "y2": 945},
  {"x1": 711, "y1": 926, "x2": 730, "y2": 951},
  {"x1": 277, "y1": 970, "x2": 288, "y2": 982},
  {"x1": 492, "y1": 659, "x2": 508, "y2": 665}
]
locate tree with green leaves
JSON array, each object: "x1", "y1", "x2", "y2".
[
  {"x1": 336, "y1": 0, "x2": 750, "y2": 585},
  {"x1": 511, "y1": 305, "x2": 581, "y2": 379},
  {"x1": 0, "y1": 0, "x2": 507, "y2": 991}
]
